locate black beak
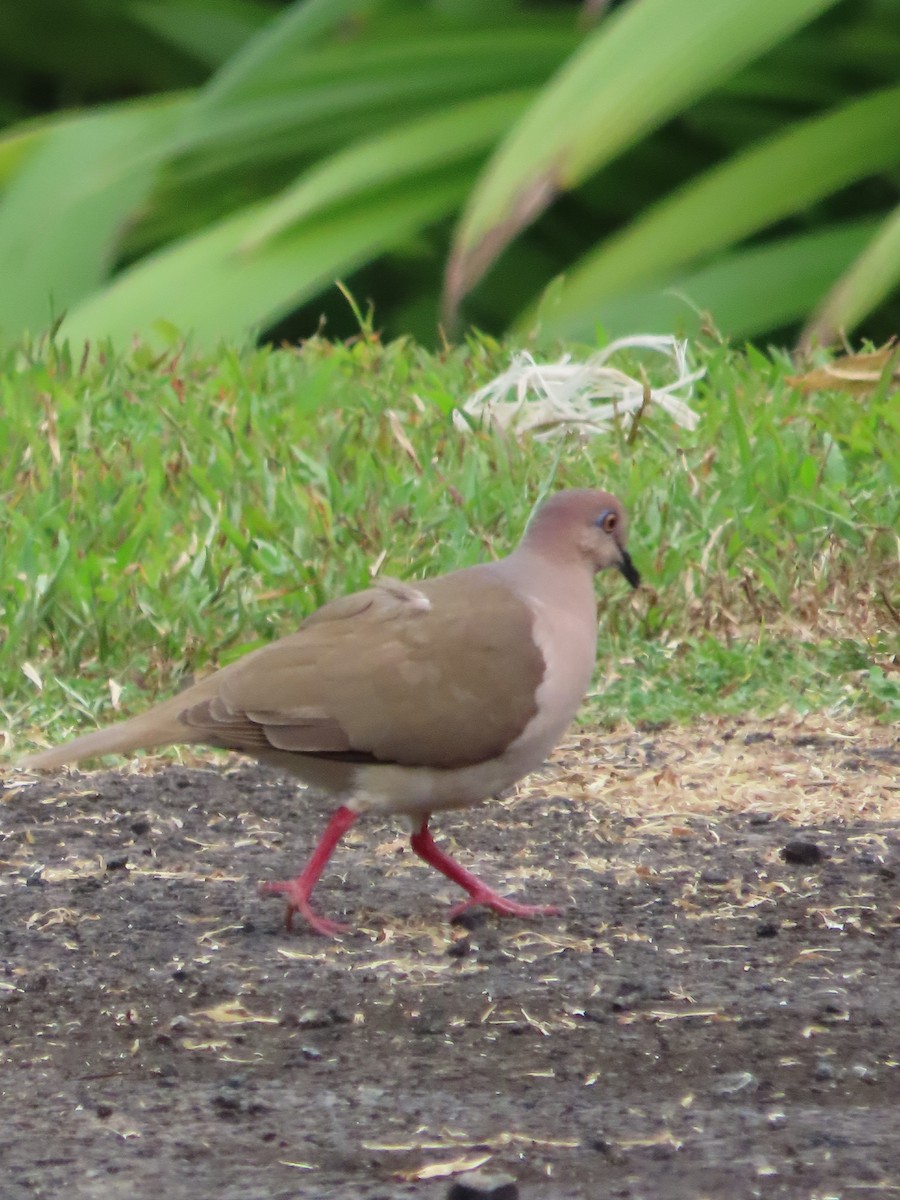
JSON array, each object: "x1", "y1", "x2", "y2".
[{"x1": 618, "y1": 549, "x2": 640, "y2": 589}]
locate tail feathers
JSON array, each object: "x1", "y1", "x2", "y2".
[{"x1": 19, "y1": 694, "x2": 193, "y2": 771}]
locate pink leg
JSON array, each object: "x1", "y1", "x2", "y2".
[
  {"x1": 409, "y1": 818, "x2": 561, "y2": 922},
  {"x1": 259, "y1": 805, "x2": 358, "y2": 936}
]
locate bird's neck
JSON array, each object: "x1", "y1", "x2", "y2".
[{"x1": 497, "y1": 547, "x2": 598, "y2": 625}]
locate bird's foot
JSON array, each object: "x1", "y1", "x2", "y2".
[
  {"x1": 258, "y1": 879, "x2": 349, "y2": 938},
  {"x1": 409, "y1": 818, "x2": 561, "y2": 925},
  {"x1": 448, "y1": 889, "x2": 562, "y2": 922},
  {"x1": 258, "y1": 805, "x2": 358, "y2": 937}
]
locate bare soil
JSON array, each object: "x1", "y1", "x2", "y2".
[{"x1": 2, "y1": 714, "x2": 899, "y2": 1200}]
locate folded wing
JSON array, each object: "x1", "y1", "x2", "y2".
[{"x1": 179, "y1": 568, "x2": 545, "y2": 769}]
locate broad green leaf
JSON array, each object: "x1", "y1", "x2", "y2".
[
  {"x1": 171, "y1": 29, "x2": 575, "y2": 164},
  {"x1": 0, "y1": 121, "x2": 51, "y2": 189},
  {"x1": 240, "y1": 90, "x2": 531, "y2": 251},
  {"x1": 194, "y1": 0, "x2": 571, "y2": 113},
  {"x1": 127, "y1": 0, "x2": 274, "y2": 68},
  {"x1": 446, "y1": 0, "x2": 841, "y2": 312},
  {"x1": 801, "y1": 203, "x2": 900, "y2": 348},
  {"x1": 193, "y1": 0, "x2": 381, "y2": 112},
  {"x1": 128, "y1": 25, "x2": 573, "y2": 251},
  {"x1": 576, "y1": 221, "x2": 877, "y2": 343},
  {"x1": 526, "y1": 84, "x2": 900, "y2": 340},
  {"x1": 0, "y1": 97, "x2": 186, "y2": 335},
  {"x1": 61, "y1": 171, "x2": 470, "y2": 349}
]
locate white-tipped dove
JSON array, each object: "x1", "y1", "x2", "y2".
[{"x1": 21, "y1": 489, "x2": 639, "y2": 935}]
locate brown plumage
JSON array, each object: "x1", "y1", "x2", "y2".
[{"x1": 20, "y1": 488, "x2": 639, "y2": 935}]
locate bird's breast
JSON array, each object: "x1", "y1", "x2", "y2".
[
  {"x1": 503, "y1": 592, "x2": 598, "y2": 767},
  {"x1": 342, "y1": 597, "x2": 596, "y2": 818}
]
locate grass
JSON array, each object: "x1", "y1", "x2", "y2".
[{"x1": 1, "y1": 328, "x2": 897, "y2": 758}]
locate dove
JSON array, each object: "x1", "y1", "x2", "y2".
[{"x1": 21, "y1": 489, "x2": 639, "y2": 935}]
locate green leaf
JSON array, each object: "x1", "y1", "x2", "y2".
[
  {"x1": 0, "y1": 97, "x2": 186, "y2": 336},
  {"x1": 171, "y1": 28, "x2": 575, "y2": 165},
  {"x1": 572, "y1": 221, "x2": 877, "y2": 342},
  {"x1": 127, "y1": 0, "x2": 274, "y2": 69},
  {"x1": 445, "y1": 0, "x2": 841, "y2": 312},
  {"x1": 526, "y1": 84, "x2": 900, "y2": 340},
  {"x1": 0, "y1": 6, "x2": 575, "y2": 343},
  {"x1": 800, "y1": 202, "x2": 900, "y2": 348},
  {"x1": 61, "y1": 171, "x2": 470, "y2": 349},
  {"x1": 126, "y1": 21, "x2": 573, "y2": 254},
  {"x1": 193, "y1": 0, "x2": 572, "y2": 113},
  {"x1": 193, "y1": 0, "x2": 383, "y2": 113},
  {"x1": 240, "y1": 90, "x2": 531, "y2": 251},
  {"x1": 0, "y1": 119, "x2": 51, "y2": 189}
]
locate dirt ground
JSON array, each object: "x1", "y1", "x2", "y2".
[{"x1": 2, "y1": 713, "x2": 899, "y2": 1200}]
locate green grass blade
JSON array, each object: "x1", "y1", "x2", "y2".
[
  {"x1": 800, "y1": 202, "x2": 900, "y2": 348},
  {"x1": 445, "y1": 0, "x2": 840, "y2": 312},
  {"x1": 2, "y1": 335, "x2": 897, "y2": 736},
  {"x1": 526, "y1": 84, "x2": 900, "y2": 340}
]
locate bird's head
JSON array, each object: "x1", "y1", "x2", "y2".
[{"x1": 524, "y1": 489, "x2": 640, "y2": 587}]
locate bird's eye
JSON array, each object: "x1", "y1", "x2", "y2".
[{"x1": 597, "y1": 510, "x2": 617, "y2": 534}]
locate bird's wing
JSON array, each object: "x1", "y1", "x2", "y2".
[{"x1": 179, "y1": 569, "x2": 545, "y2": 768}]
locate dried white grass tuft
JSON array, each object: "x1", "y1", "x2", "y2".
[{"x1": 455, "y1": 335, "x2": 704, "y2": 439}]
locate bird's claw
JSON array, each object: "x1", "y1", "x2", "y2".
[
  {"x1": 448, "y1": 891, "x2": 562, "y2": 921},
  {"x1": 258, "y1": 879, "x2": 349, "y2": 937}
]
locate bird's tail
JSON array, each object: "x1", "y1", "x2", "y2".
[{"x1": 18, "y1": 692, "x2": 194, "y2": 771}]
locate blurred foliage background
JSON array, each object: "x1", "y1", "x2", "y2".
[{"x1": 0, "y1": 0, "x2": 898, "y2": 350}]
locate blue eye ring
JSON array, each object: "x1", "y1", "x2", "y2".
[{"x1": 596, "y1": 510, "x2": 618, "y2": 534}]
